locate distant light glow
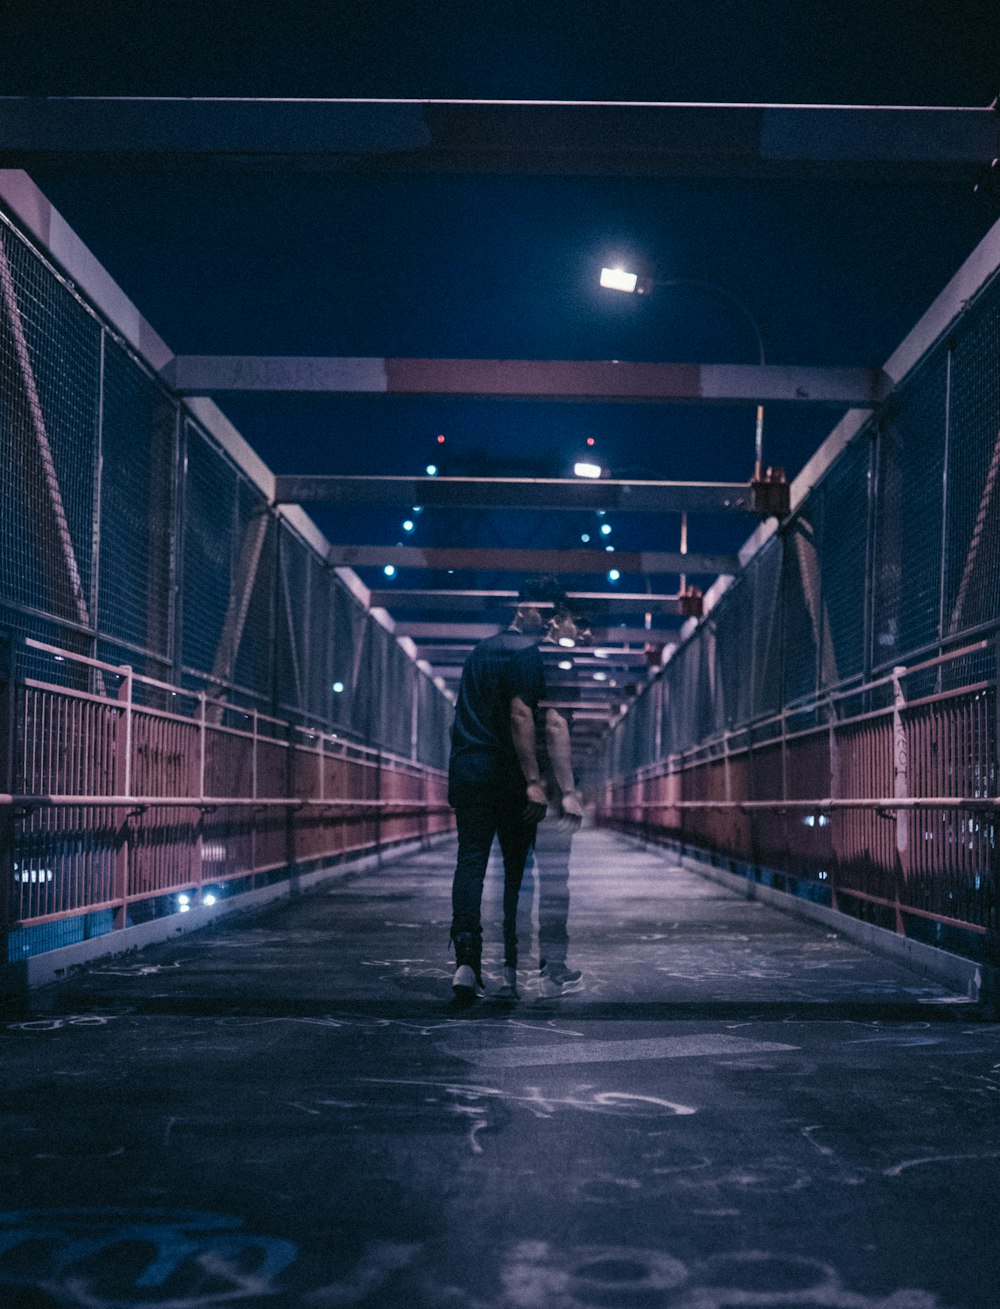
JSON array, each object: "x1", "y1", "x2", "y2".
[
  {"x1": 596, "y1": 509, "x2": 606, "y2": 517},
  {"x1": 383, "y1": 565, "x2": 397, "y2": 578},
  {"x1": 203, "y1": 893, "x2": 217, "y2": 906},
  {"x1": 558, "y1": 659, "x2": 573, "y2": 671},
  {"x1": 608, "y1": 569, "x2": 621, "y2": 581},
  {"x1": 605, "y1": 545, "x2": 615, "y2": 552},
  {"x1": 600, "y1": 266, "x2": 638, "y2": 293},
  {"x1": 600, "y1": 523, "x2": 612, "y2": 536},
  {"x1": 437, "y1": 434, "x2": 446, "y2": 443},
  {"x1": 586, "y1": 437, "x2": 595, "y2": 446},
  {"x1": 402, "y1": 520, "x2": 415, "y2": 532},
  {"x1": 426, "y1": 464, "x2": 438, "y2": 476},
  {"x1": 581, "y1": 533, "x2": 591, "y2": 543},
  {"x1": 333, "y1": 681, "x2": 345, "y2": 693},
  {"x1": 593, "y1": 671, "x2": 608, "y2": 681},
  {"x1": 574, "y1": 461, "x2": 602, "y2": 479},
  {"x1": 178, "y1": 893, "x2": 190, "y2": 906},
  {"x1": 557, "y1": 636, "x2": 576, "y2": 648}
]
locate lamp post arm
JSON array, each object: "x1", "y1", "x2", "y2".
[{"x1": 654, "y1": 278, "x2": 766, "y2": 365}]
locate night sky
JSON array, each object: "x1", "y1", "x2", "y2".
[{"x1": 3, "y1": 1, "x2": 998, "y2": 578}]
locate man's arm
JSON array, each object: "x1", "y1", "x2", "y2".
[
  {"x1": 511, "y1": 694, "x2": 548, "y2": 822},
  {"x1": 544, "y1": 708, "x2": 583, "y2": 827}
]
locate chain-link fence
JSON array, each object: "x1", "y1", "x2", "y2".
[
  {"x1": 599, "y1": 251, "x2": 1000, "y2": 964},
  {"x1": 0, "y1": 207, "x2": 452, "y2": 771}
]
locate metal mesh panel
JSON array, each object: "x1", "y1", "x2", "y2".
[
  {"x1": 275, "y1": 524, "x2": 310, "y2": 716},
  {"x1": 818, "y1": 434, "x2": 870, "y2": 686},
  {"x1": 944, "y1": 297, "x2": 1000, "y2": 637},
  {"x1": 715, "y1": 576, "x2": 752, "y2": 729},
  {"x1": 305, "y1": 555, "x2": 332, "y2": 723},
  {"x1": 872, "y1": 354, "x2": 948, "y2": 668},
  {"x1": 749, "y1": 538, "x2": 783, "y2": 720},
  {"x1": 98, "y1": 339, "x2": 176, "y2": 660},
  {"x1": 781, "y1": 513, "x2": 820, "y2": 706},
  {"x1": 231, "y1": 511, "x2": 276, "y2": 702},
  {"x1": 180, "y1": 423, "x2": 238, "y2": 678},
  {"x1": 0, "y1": 220, "x2": 101, "y2": 630}
]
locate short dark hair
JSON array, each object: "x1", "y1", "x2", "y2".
[{"x1": 517, "y1": 574, "x2": 569, "y2": 611}]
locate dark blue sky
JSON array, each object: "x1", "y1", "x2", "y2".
[{"x1": 4, "y1": 1, "x2": 998, "y2": 574}]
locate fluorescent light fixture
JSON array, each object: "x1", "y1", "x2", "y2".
[
  {"x1": 600, "y1": 266, "x2": 638, "y2": 293},
  {"x1": 574, "y1": 461, "x2": 603, "y2": 479}
]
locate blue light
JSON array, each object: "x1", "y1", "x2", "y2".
[
  {"x1": 608, "y1": 569, "x2": 620, "y2": 582},
  {"x1": 403, "y1": 519, "x2": 415, "y2": 532},
  {"x1": 384, "y1": 565, "x2": 397, "y2": 578},
  {"x1": 600, "y1": 523, "x2": 612, "y2": 536},
  {"x1": 581, "y1": 533, "x2": 591, "y2": 543},
  {"x1": 333, "y1": 681, "x2": 345, "y2": 694},
  {"x1": 426, "y1": 464, "x2": 438, "y2": 477}
]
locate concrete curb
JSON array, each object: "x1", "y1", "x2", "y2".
[
  {"x1": 2, "y1": 832, "x2": 453, "y2": 996},
  {"x1": 627, "y1": 835, "x2": 997, "y2": 1005}
]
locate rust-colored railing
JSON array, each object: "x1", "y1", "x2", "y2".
[
  {"x1": 601, "y1": 639, "x2": 998, "y2": 945},
  {"x1": 2, "y1": 640, "x2": 452, "y2": 936}
]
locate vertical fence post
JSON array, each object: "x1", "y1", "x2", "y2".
[
  {"x1": 892, "y1": 665, "x2": 910, "y2": 934},
  {"x1": 193, "y1": 691, "x2": 206, "y2": 900},
  {"x1": 0, "y1": 634, "x2": 15, "y2": 962},
  {"x1": 112, "y1": 665, "x2": 134, "y2": 930},
  {"x1": 828, "y1": 705, "x2": 840, "y2": 913}
]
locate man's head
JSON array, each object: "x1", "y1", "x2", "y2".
[
  {"x1": 512, "y1": 574, "x2": 564, "y2": 636},
  {"x1": 513, "y1": 576, "x2": 591, "y2": 645}
]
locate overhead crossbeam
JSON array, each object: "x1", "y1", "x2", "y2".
[
  {"x1": 1, "y1": 98, "x2": 994, "y2": 180},
  {"x1": 172, "y1": 357, "x2": 887, "y2": 406},
  {"x1": 328, "y1": 544, "x2": 737, "y2": 575},
  {"x1": 277, "y1": 474, "x2": 751, "y2": 514},
  {"x1": 397, "y1": 621, "x2": 672, "y2": 644},
  {"x1": 370, "y1": 588, "x2": 696, "y2": 614}
]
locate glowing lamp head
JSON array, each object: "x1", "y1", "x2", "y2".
[
  {"x1": 600, "y1": 266, "x2": 639, "y2": 293},
  {"x1": 574, "y1": 461, "x2": 603, "y2": 479}
]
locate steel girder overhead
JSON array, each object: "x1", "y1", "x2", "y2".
[
  {"x1": 168, "y1": 357, "x2": 887, "y2": 405},
  {"x1": 0, "y1": 98, "x2": 995, "y2": 182}
]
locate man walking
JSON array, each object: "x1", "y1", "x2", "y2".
[{"x1": 447, "y1": 579, "x2": 556, "y2": 1002}]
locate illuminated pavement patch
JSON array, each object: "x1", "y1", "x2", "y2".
[{"x1": 469, "y1": 1033, "x2": 798, "y2": 1067}]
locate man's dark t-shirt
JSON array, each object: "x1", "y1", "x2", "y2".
[{"x1": 448, "y1": 630, "x2": 546, "y2": 802}]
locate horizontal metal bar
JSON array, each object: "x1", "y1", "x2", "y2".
[
  {"x1": 369, "y1": 587, "x2": 690, "y2": 613},
  {"x1": 280, "y1": 474, "x2": 751, "y2": 513},
  {"x1": 174, "y1": 358, "x2": 886, "y2": 406},
  {"x1": 2, "y1": 99, "x2": 994, "y2": 179},
  {"x1": 328, "y1": 544, "x2": 737, "y2": 575},
  {"x1": 629, "y1": 797, "x2": 1000, "y2": 812},
  {"x1": 396, "y1": 621, "x2": 674, "y2": 643},
  {"x1": 2, "y1": 795, "x2": 452, "y2": 810}
]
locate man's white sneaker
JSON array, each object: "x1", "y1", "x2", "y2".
[
  {"x1": 452, "y1": 963, "x2": 481, "y2": 1002},
  {"x1": 539, "y1": 961, "x2": 583, "y2": 998}
]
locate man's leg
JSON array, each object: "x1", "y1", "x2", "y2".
[
  {"x1": 496, "y1": 800, "x2": 536, "y2": 976},
  {"x1": 450, "y1": 794, "x2": 496, "y2": 995}
]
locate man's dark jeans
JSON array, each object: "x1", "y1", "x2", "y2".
[{"x1": 451, "y1": 788, "x2": 536, "y2": 968}]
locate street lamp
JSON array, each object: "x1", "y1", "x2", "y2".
[{"x1": 599, "y1": 267, "x2": 767, "y2": 474}]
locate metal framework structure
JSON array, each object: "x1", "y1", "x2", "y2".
[{"x1": 1, "y1": 93, "x2": 999, "y2": 967}]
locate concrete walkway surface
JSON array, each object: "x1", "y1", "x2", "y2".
[{"x1": 2, "y1": 828, "x2": 999, "y2": 1308}]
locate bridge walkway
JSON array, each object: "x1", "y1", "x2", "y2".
[{"x1": 2, "y1": 828, "x2": 999, "y2": 1308}]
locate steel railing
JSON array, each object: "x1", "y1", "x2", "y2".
[
  {"x1": 2, "y1": 639, "x2": 453, "y2": 939},
  {"x1": 600, "y1": 637, "x2": 998, "y2": 942}
]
